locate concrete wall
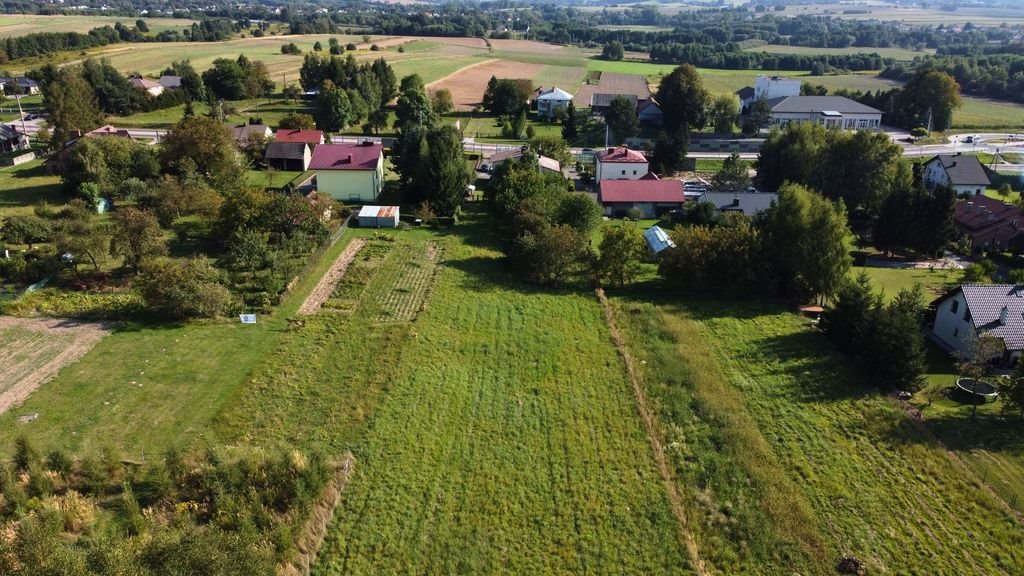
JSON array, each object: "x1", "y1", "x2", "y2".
[{"x1": 754, "y1": 76, "x2": 800, "y2": 101}]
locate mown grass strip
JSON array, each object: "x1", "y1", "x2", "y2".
[{"x1": 597, "y1": 288, "x2": 708, "y2": 576}]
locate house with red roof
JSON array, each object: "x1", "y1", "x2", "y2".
[
  {"x1": 309, "y1": 142, "x2": 384, "y2": 201},
  {"x1": 275, "y1": 129, "x2": 325, "y2": 146},
  {"x1": 595, "y1": 146, "x2": 649, "y2": 182},
  {"x1": 598, "y1": 179, "x2": 685, "y2": 218},
  {"x1": 954, "y1": 194, "x2": 1024, "y2": 250}
]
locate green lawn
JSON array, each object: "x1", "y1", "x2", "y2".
[
  {"x1": 0, "y1": 159, "x2": 65, "y2": 218},
  {"x1": 854, "y1": 265, "x2": 963, "y2": 303},
  {"x1": 245, "y1": 168, "x2": 302, "y2": 190},
  {"x1": 614, "y1": 297, "x2": 1024, "y2": 574},
  {"x1": 0, "y1": 225, "x2": 357, "y2": 457}
]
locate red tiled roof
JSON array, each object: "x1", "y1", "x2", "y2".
[
  {"x1": 275, "y1": 129, "x2": 324, "y2": 144},
  {"x1": 954, "y1": 195, "x2": 1023, "y2": 248},
  {"x1": 639, "y1": 172, "x2": 660, "y2": 180},
  {"x1": 596, "y1": 147, "x2": 647, "y2": 164},
  {"x1": 600, "y1": 180, "x2": 685, "y2": 203},
  {"x1": 309, "y1": 143, "x2": 382, "y2": 171}
]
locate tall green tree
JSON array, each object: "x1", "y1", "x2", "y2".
[
  {"x1": 45, "y1": 70, "x2": 103, "y2": 145},
  {"x1": 897, "y1": 68, "x2": 962, "y2": 132},
  {"x1": 602, "y1": 41, "x2": 625, "y2": 61},
  {"x1": 605, "y1": 95, "x2": 639, "y2": 142},
  {"x1": 755, "y1": 122, "x2": 827, "y2": 192},
  {"x1": 314, "y1": 80, "x2": 351, "y2": 132},
  {"x1": 650, "y1": 127, "x2": 689, "y2": 175},
  {"x1": 711, "y1": 152, "x2": 751, "y2": 192},
  {"x1": 561, "y1": 100, "x2": 579, "y2": 142},
  {"x1": 811, "y1": 129, "x2": 905, "y2": 214},
  {"x1": 597, "y1": 226, "x2": 646, "y2": 287},
  {"x1": 655, "y1": 64, "x2": 709, "y2": 132},
  {"x1": 709, "y1": 93, "x2": 740, "y2": 133},
  {"x1": 758, "y1": 183, "x2": 851, "y2": 302},
  {"x1": 159, "y1": 115, "x2": 242, "y2": 189},
  {"x1": 1, "y1": 215, "x2": 52, "y2": 250},
  {"x1": 416, "y1": 125, "x2": 469, "y2": 216},
  {"x1": 394, "y1": 87, "x2": 435, "y2": 129},
  {"x1": 110, "y1": 208, "x2": 167, "y2": 273},
  {"x1": 429, "y1": 88, "x2": 454, "y2": 115}
]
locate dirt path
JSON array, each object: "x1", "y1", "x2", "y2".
[
  {"x1": 595, "y1": 289, "x2": 708, "y2": 576},
  {"x1": 0, "y1": 316, "x2": 111, "y2": 416},
  {"x1": 280, "y1": 453, "x2": 355, "y2": 576},
  {"x1": 297, "y1": 239, "x2": 367, "y2": 315}
]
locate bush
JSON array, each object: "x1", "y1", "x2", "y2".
[{"x1": 136, "y1": 258, "x2": 233, "y2": 319}]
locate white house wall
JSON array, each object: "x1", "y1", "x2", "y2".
[
  {"x1": 596, "y1": 160, "x2": 649, "y2": 182},
  {"x1": 770, "y1": 111, "x2": 881, "y2": 130},
  {"x1": 932, "y1": 292, "x2": 978, "y2": 358}
]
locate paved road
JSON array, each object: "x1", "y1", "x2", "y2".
[{"x1": 8, "y1": 116, "x2": 1024, "y2": 166}]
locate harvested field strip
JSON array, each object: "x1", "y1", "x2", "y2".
[
  {"x1": 428, "y1": 58, "x2": 544, "y2": 111},
  {"x1": 312, "y1": 213, "x2": 691, "y2": 575},
  {"x1": 298, "y1": 238, "x2": 367, "y2": 315},
  {"x1": 658, "y1": 300, "x2": 1024, "y2": 574},
  {"x1": 0, "y1": 317, "x2": 110, "y2": 416}
]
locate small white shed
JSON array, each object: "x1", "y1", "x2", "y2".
[{"x1": 358, "y1": 205, "x2": 400, "y2": 228}]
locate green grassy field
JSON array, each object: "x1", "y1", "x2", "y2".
[
  {"x1": 744, "y1": 44, "x2": 934, "y2": 61},
  {"x1": 614, "y1": 297, "x2": 1024, "y2": 574},
  {"x1": 854, "y1": 265, "x2": 963, "y2": 303},
  {"x1": 0, "y1": 14, "x2": 196, "y2": 36},
  {"x1": 778, "y1": 2, "x2": 1024, "y2": 25},
  {"x1": 0, "y1": 159, "x2": 65, "y2": 219},
  {"x1": 300, "y1": 216, "x2": 690, "y2": 575}
]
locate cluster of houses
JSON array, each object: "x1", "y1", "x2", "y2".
[
  {"x1": 532, "y1": 71, "x2": 664, "y2": 127},
  {"x1": 46, "y1": 122, "x2": 385, "y2": 203}
]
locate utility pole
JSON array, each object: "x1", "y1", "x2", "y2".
[{"x1": 14, "y1": 93, "x2": 28, "y2": 147}]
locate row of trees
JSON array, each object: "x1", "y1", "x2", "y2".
[
  {"x1": 302, "y1": 55, "x2": 397, "y2": 133},
  {"x1": 391, "y1": 74, "x2": 470, "y2": 217},
  {"x1": 660, "y1": 183, "x2": 852, "y2": 303},
  {"x1": 818, "y1": 67, "x2": 962, "y2": 132}
]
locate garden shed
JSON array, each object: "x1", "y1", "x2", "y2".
[{"x1": 358, "y1": 205, "x2": 399, "y2": 228}]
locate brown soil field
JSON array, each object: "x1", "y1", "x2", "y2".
[
  {"x1": 428, "y1": 59, "x2": 543, "y2": 111},
  {"x1": 0, "y1": 316, "x2": 111, "y2": 416}
]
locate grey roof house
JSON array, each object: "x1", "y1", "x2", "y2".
[
  {"x1": 765, "y1": 95, "x2": 883, "y2": 130},
  {"x1": 697, "y1": 191, "x2": 778, "y2": 216},
  {"x1": 933, "y1": 284, "x2": 1024, "y2": 365},
  {"x1": 923, "y1": 153, "x2": 991, "y2": 196}
]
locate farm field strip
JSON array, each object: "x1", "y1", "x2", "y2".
[
  {"x1": 298, "y1": 238, "x2": 367, "y2": 315},
  {"x1": 309, "y1": 216, "x2": 692, "y2": 575},
  {"x1": 371, "y1": 240, "x2": 440, "y2": 322},
  {"x1": 0, "y1": 15, "x2": 196, "y2": 36},
  {"x1": 427, "y1": 59, "x2": 543, "y2": 111}
]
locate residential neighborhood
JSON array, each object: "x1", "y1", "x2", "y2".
[{"x1": 2, "y1": 4, "x2": 1024, "y2": 575}]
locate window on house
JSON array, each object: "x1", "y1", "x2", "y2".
[
  {"x1": 621, "y1": 170, "x2": 626, "y2": 175},
  {"x1": 954, "y1": 328, "x2": 959, "y2": 338},
  {"x1": 951, "y1": 300, "x2": 959, "y2": 314},
  {"x1": 964, "y1": 308, "x2": 971, "y2": 322},
  {"x1": 633, "y1": 170, "x2": 637, "y2": 175}
]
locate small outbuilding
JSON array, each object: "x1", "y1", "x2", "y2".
[
  {"x1": 358, "y1": 205, "x2": 400, "y2": 228},
  {"x1": 643, "y1": 225, "x2": 675, "y2": 255}
]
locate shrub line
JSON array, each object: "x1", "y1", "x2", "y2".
[
  {"x1": 595, "y1": 288, "x2": 708, "y2": 576},
  {"x1": 279, "y1": 453, "x2": 356, "y2": 576}
]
